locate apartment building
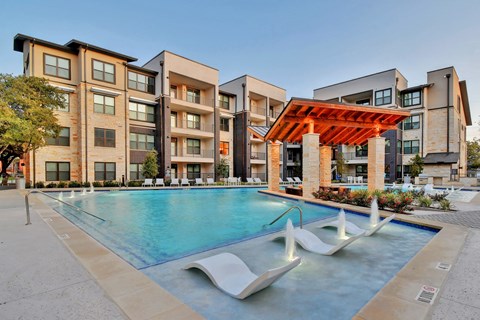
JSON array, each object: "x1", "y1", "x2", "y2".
[
  {"x1": 313, "y1": 67, "x2": 472, "y2": 184},
  {"x1": 220, "y1": 75, "x2": 286, "y2": 181}
]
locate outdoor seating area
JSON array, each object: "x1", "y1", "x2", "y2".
[{"x1": 347, "y1": 176, "x2": 364, "y2": 184}]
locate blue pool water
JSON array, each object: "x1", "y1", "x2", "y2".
[{"x1": 53, "y1": 188, "x2": 343, "y2": 268}]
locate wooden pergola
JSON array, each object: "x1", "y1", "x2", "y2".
[{"x1": 249, "y1": 98, "x2": 410, "y2": 196}]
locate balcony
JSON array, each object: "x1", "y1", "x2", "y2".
[
  {"x1": 250, "y1": 106, "x2": 266, "y2": 120},
  {"x1": 170, "y1": 93, "x2": 214, "y2": 114},
  {"x1": 269, "y1": 110, "x2": 281, "y2": 119},
  {"x1": 171, "y1": 148, "x2": 214, "y2": 163},
  {"x1": 171, "y1": 120, "x2": 214, "y2": 138},
  {"x1": 251, "y1": 151, "x2": 266, "y2": 164}
]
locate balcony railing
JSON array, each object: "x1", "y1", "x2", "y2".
[
  {"x1": 269, "y1": 110, "x2": 281, "y2": 118},
  {"x1": 171, "y1": 120, "x2": 214, "y2": 133},
  {"x1": 171, "y1": 93, "x2": 214, "y2": 107},
  {"x1": 342, "y1": 152, "x2": 368, "y2": 160},
  {"x1": 251, "y1": 106, "x2": 266, "y2": 116},
  {"x1": 172, "y1": 149, "x2": 214, "y2": 158},
  {"x1": 251, "y1": 152, "x2": 266, "y2": 160}
]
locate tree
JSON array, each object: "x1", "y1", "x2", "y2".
[
  {"x1": 141, "y1": 149, "x2": 159, "y2": 178},
  {"x1": 408, "y1": 154, "x2": 424, "y2": 177},
  {"x1": 335, "y1": 151, "x2": 347, "y2": 178},
  {"x1": 0, "y1": 74, "x2": 64, "y2": 177},
  {"x1": 216, "y1": 157, "x2": 229, "y2": 178},
  {"x1": 467, "y1": 138, "x2": 480, "y2": 169}
]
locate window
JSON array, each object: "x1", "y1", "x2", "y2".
[
  {"x1": 403, "y1": 165, "x2": 412, "y2": 174},
  {"x1": 128, "y1": 71, "x2": 155, "y2": 94},
  {"x1": 396, "y1": 165, "x2": 402, "y2": 179},
  {"x1": 92, "y1": 60, "x2": 115, "y2": 83},
  {"x1": 187, "y1": 164, "x2": 201, "y2": 179},
  {"x1": 220, "y1": 141, "x2": 229, "y2": 155},
  {"x1": 219, "y1": 94, "x2": 229, "y2": 109},
  {"x1": 94, "y1": 94, "x2": 115, "y2": 114},
  {"x1": 187, "y1": 113, "x2": 200, "y2": 129},
  {"x1": 129, "y1": 102, "x2": 154, "y2": 122},
  {"x1": 403, "y1": 91, "x2": 421, "y2": 107},
  {"x1": 46, "y1": 127, "x2": 70, "y2": 146},
  {"x1": 356, "y1": 165, "x2": 368, "y2": 176},
  {"x1": 170, "y1": 112, "x2": 177, "y2": 128},
  {"x1": 130, "y1": 133, "x2": 154, "y2": 150},
  {"x1": 375, "y1": 88, "x2": 392, "y2": 106},
  {"x1": 355, "y1": 145, "x2": 368, "y2": 157},
  {"x1": 130, "y1": 164, "x2": 144, "y2": 180},
  {"x1": 170, "y1": 85, "x2": 177, "y2": 99},
  {"x1": 356, "y1": 99, "x2": 370, "y2": 105},
  {"x1": 95, "y1": 162, "x2": 116, "y2": 180},
  {"x1": 46, "y1": 162, "x2": 70, "y2": 181},
  {"x1": 58, "y1": 93, "x2": 69, "y2": 112},
  {"x1": 403, "y1": 140, "x2": 420, "y2": 154},
  {"x1": 385, "y1": 139, "x2": 391, "y2": 154},
  {"x1": 397, "y1": 140, "x2": 402, "y2": 154},
  {"x1": 187, "y1": 138, "x2": 200, "y2": 155},
  {"x1": 171, "y1": 138, "x2": 177, "y2": 156},
  {"x1": 403, "y1": 115, "x2": 420, "y2": 130},
  {"x1": 220, "y1": 118, "x2": 229, "y2": 132},
  {"x1": 44, "y1": 54, "x2": 70, "y2": 79},
  {"x1": 186, "y1": 88, "x2": 200, "y2": 104},
  {"x1": 94, "y1": 128, "x2": 115, "y2": 147}
]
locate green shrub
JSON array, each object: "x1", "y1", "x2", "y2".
[
  {"x1": 25, "y1": 181, "x2": 32, "y2": 189},
  {"x1": 68, "y1": 181, "x2": 81, "y2": 188},
  {"x1": 417, "y1": 196, "x2": 433, "y2": 208},
  {"x1": 92, "y1": 181, "x2": 103, "y2": 187},
  {"x1": 35, "y1": 181, "x2": 45, "y2": 188},
  {"x1": 439, "y1": 199, "x2": 453, "y2": 211},
  {"x1": 57, "y1": 181, "x2": 67, "y2": 188},
  {"x1": 350, "y1": 189, "x2": 372, "y2": 207},
  {"x1": 128, "y1": 180, "x2": 143, "y2": 187},
  {"x1": 429, "y1": 192, "x2": 448, "y2": 202},
  {"x1": 46, "y1": 182, "x2": 57, "y2": 188},
  {"x1": 82, "y1": 181, "x2": 91, "y2": 188},
  {"x1": 103, "y1": 180, "x2": 119, "y2": 187}
]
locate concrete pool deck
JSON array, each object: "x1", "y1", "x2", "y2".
[{"x1": 0, "y1": 188, "x2": 479, "y2": 319}]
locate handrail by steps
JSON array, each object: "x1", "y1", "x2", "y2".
[{"x1": 268, "y1": 206, "x2": 303, "y2": 229}]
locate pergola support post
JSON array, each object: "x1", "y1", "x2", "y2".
[
  {"x1": 319, "y1": 146, "x2": 332, "y2": 187},
  {"x1": 267, "y1": 142, "x2": 281, "y2": 192},
  {"x1": 367, "y1": 137, "x2": 385, "y2": 192},
  {"x1": 302, "y1": 133, "x2": 320, "y2": 198}
]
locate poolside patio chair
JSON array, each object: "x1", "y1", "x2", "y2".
[
  {"x1": 195, "y1": 178, "x2": 205, "y2": 186},
  {"x1": 237, "y1": 177, "x2": 242, "y2": 185},
  {"x1": 170, "y1": 178, "x2": 180, "y2": 187},
  {"x1": 142, "y1": 178, "x2": 153, "y2": 187},
  {"x1": 246, "y1": 178, "x2": 255, "y2": 185},
  {"x1": 227, "y1": 177, "x2": 236, "y2": 185},
  {"x1": 254, "y1": 178, "x2": 265, "y2": 185},
  {"x1": 279, "y1": 177, "x2": 286, "y2": 185},
  {"x1": 347, "y1": 176, "x2": 353, "y2": 184},
  {"x1": 401, "y1": 183, "x2": 413, "y2": 192},
  {"x1": 154, "y1": 178, "x2": 165, "y2": 187},
  {"x1": 286, "y1": 177, "x2": 295, "y2": 185},
  {"x1": 294, "y1": 177, "x2": 302, "y2": 184},
  {"x1": 272, "y1": 228, "x2": 364, "y2": 255},
  {"x1": 357, "y1": 176, "x2": 363, "y2": 183},
  {"x1": 316, "y1": 214, "x2": 396, "y2": 237},
  {"x1": 206, "y1": 178, "x2": 215, "y2": 185},
  {"x1": 181, "y1": 178, "x2": 190, "y2": 186},
  {"x1": 183, "y1": 252, "x2": 301, "y2": 299}
]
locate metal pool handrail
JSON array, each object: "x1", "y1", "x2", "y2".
[
  {"x1": 269, "y1": 206, "x2": 303, "y2": 229},
  {"x1": 25, "y1": 190, "x2": 106, "y2": 225}
]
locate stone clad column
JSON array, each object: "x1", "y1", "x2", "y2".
[
  {"x1": 302, "y1": 134, "x2": 320, "y2": 198},
  {"x1": 367, "y1": 137, "x2": 385, "y2": 192},
  {"x1": 319, "y1": 146, "x2": 332, "y2": 187},
  {"x1": 268, "y1": 142, "x2": 281, "y2": 192}
]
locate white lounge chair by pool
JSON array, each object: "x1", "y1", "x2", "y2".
[
  {"x1": 347, "y1": 176, "x2": 354, "y2": 183},
  {"x1": 195, "y1": 178, "x2": 205, "y2": 186},
  {"x1": 293, "y1": 177, "x2": 302, "y2": 184},
  {"x1": 272, "y1": 228, "x2": 364, "y2": 255},
  {"x1": 154, "y1": 178, "x2": 165, "y2": 187},
  {"x1": 142, "y1": 179, "x2": 153, "y2": 187},
  {"x1": 316, "y1": 214, "x2": 396, "y2": 237},
  {"x1": 181, "y1": 178, "x2": 190, "y2": 186},
  {"x1": 170, "y1": 178, "x2": 179, "y2": 187},
  {"x1": 183, "y1": 252, "x2": 301, "y2": 299},
  {"x1": 227, "y1": 177, "x2": 237, "y2": 185},
  {"x1": 206, "y1": 178, "x2": 215, "y2": 185},
  {"x1": 254, "y1": 178, "x2": 265, "y2": 184},
  {"x1": 246, "y1": 178, "x2": 255, "y2": 185},
  {"x1": 286, "y1": 177, "x2": 295, "y2": 185},
  {"x1": 279, "y1": 177, "x2": 287, "y2": 185},
  {"x1": 402, "y1": 183, "x2": 413, "y2": 192}
]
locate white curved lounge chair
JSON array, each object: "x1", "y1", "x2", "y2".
[
  {"x1": 184, "y1": 252, "x2": 301, "y2": 300},
  {"x1": 272, "y1": 228, "x2": 364, "y2": 255},
  {"x1": 316, "y1": 214, "x2": 396, "y2": 237}
]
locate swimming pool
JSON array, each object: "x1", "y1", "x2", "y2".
[
  {"x1": 47, "y1": 188, "x2": 437, "y2": 319},
  {"x1": 53, "y1": 188, "x2": 343, "y2": 268}
]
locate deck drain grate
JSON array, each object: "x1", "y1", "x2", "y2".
[
  {"x1": 57, "y1": 233, "x2": 70, "y2": 240},
  {"x1": 416, "y1": 285, "x2": 438, "y2": 304},
  {"x1": 436, "y1": 262, "x2": 451, "y2": 271}
]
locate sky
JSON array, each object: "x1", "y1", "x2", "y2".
[{"x1": 1, "y1": 0, "x2": 479, "y2": 139}]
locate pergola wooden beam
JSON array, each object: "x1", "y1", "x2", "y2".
[{"x1": 282, "y1": 116, "x2": 398, "y2": 131}]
